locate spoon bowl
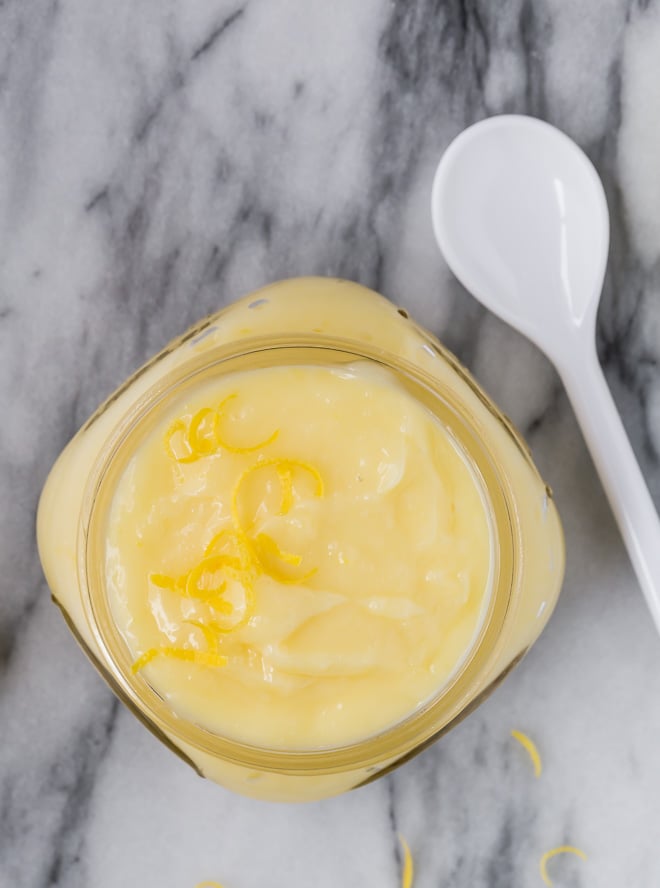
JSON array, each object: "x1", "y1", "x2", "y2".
[
  {"x1": 432, "y1": 115, "x2": 609, "y2": 360},
  {"x1": 431, "y1": 114, "x2": 660, "y2": 633}
]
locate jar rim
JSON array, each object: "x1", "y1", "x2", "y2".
[{"x1": 79, "y1": 334, "x2": 519, "y2": 775}]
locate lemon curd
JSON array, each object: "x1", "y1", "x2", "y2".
[
  {"x1": 37, "y1": 277, "x2": 564, "y2": 801},
  {"x1": 106, "y1": 363, "x2": 493, "y2": 748}
]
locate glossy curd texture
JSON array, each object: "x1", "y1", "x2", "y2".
[{"x1": 106, "y1": 362, "x2": 493, "y2": 748}]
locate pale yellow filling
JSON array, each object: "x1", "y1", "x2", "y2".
[{"x1": 105, "y1": 362, "x2": 493, "y2": 748}]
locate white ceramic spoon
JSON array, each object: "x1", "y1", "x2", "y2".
[{"x1": 431, "y1": 114, "x2": 660, "y2": 632}]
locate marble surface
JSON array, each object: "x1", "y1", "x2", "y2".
[{"x1": 2, "y1": 1, "x2": 660, "y2": 886}]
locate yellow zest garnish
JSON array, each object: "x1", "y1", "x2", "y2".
[
  {"x1": 204, "y1": 528, "x2": 254, "y2": 572},
  {"x1": 131, "y1": 646, "x2": 228, "y2": 674},
  {"x1": 511, "y1": 729, "x2": 542, "y2": 778},
  {"x1": 220, "y1": 578, "x2": 256, "y2": 632},
  {"x1": 154, "y1": 648, "x2": 228, "y2": 668},
  {"x1": 213, "y1": 393, "x2": 279, "y2": 454},
  {"x1": 188, "y1": 407, "x2": 220, "y2": 455},
  {"x1": 185, "y1": 620, "x2": 223, "y2": 650},
  {"x1": 232, "y1": 457, "x2": 324, "y2": 531},
  {"x1": 149, "y1": 573, "x2": 185, "y2": 591},
  {"x1": 277, "y1": 464, "x2": 294, "y2": 514},
  {"x1": 151, "y1": 565, "x2": 233, "y2": 615},
  {"x1": 195, "y1": 882, "x2": 225, "y2": 888},
  {"x1": 130, "y1": 648, "x2": 160, "y2": 673},
  {"x1": 164, "y1": 418, "x2": 199, "y2": 463},
  {"x1": 150, "y1": 398, "x2": 327, "y2": 676},
  {"x1": 186, "y1": 557, "x2": 231, "y2": 604},
  {"x1": 163, "y1": 392, "x2": 278, "y2": 463},
  {"x1": 399, "y1": 834, "x2": 413, "y2": 888},
  {"x1": 254, "y1": 532, "x2": 302, "y2": 566},
  {"x1": 539, "y1": 846, "x2": 587, "y2": 886},
  {"x1": 189, "y1": 568, "x2": 255, "y2": 631},
  {"x1": 286, "y1": 458, "x2": 324, "y2": 498},
  {"x1": 263, "y1": 564, "x2": 317, "y2": 585},
  {"x1": 253, "y1": 533, "x2": 317, "y2": 585}
]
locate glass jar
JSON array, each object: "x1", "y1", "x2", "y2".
[{"x1": 37, "y1": 277, "x2": 564, "y2": 802}]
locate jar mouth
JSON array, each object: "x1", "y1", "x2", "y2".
[{"x1": 80, "y1": 335, "x2": 517, "y2": 775}]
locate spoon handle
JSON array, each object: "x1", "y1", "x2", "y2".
[{"x1": 562, "y1": 345, "x2": 660, "y2": 630}]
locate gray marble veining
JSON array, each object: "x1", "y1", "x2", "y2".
[{"x1": 2, "y1": 1, "x2": 660, "y2": 886}]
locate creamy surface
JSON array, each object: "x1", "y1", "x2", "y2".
[{"x1": 105, "y1": 362, "x2": 493, "y2": 748}]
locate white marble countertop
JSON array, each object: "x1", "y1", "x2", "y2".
[{"x1": 3, "y1": 2, "x2": 660, "y2": 886}]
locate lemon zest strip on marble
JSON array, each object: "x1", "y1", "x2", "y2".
[
  {"x1": 511, "y1": 729, "x2": 542, "y2": 777},
  {"x1": 539, "y1": 846, "x2": 587, "y2": 886},
  {"x1": 195, "y1": 882, "x2": 225, "y2": 888},
  {"x1": 399, "y1": 834, "x2": 414, "y2": 888}
]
